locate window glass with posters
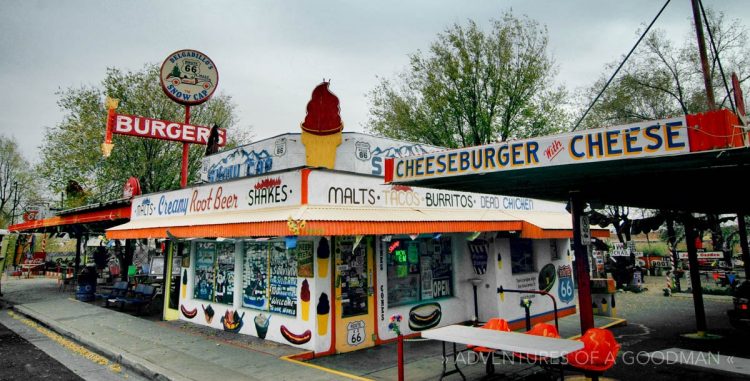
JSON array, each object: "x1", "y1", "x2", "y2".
[
  {"x1": 214, "y1": 243, "x2": 235, "y2": 305},
  {"x1": 510, "y1": 238, "x2": 535, "y2": 274},
  {"x1": 242, "y1": 242, "x2": 269, "y2": 310},
  {"x1": 194, "y1": 242, "x2": 216, "y2": 301},
  {"x1": 337, "y1": 236, "x2": 368, "y2": 318},
  {"x1": 386, "y1": 237, "x2": 453, "y2": 307},
  {"x1": 269, "y1": 241, "x2": 297, "y2": 316}
]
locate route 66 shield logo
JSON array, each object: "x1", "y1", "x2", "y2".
[
  {"x1": 557, "y1": 265, "x2": 574, "y2": 304},
  {"x1": 355, "y1": 141, "x2": 371, "y2": 161}
]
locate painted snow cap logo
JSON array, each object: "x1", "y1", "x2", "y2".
[
  {"x1": 206, "y1": 148, "x2": 273, "y2": 182},
  {"x1": 160, "y1": 49, "x2": 219, "y2": 105},
  {"x1": 134, "y1": 198, "x2": 154, "y2": 217}
]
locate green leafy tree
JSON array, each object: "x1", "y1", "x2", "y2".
[
  {"x1": 577, "y1": 8, "x2": 749, "y2": 129},
  {"x1": 366, "y1": 11, "x2": 568, "y2": 148},
  {"x1": 0, "y1": 135, "x2": 37, "y2": 227},
  {"x1": 39, "y1": 64, "x2": 250, "y2": 206}
]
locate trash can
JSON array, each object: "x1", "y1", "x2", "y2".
[{"x1": 75, "y1": 266, "x2": 97, "y2": 302}]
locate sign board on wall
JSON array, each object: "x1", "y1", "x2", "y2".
[
  {"x1": 678, "y1": 251, "x2": 724, "y2": 259},
  {"x1": 306, "y1": 170, "x2": 566, "y2": 212},
  {"x1": 199, "y1": 132, "x2": 444, "y2": 183},
  {"x1": 129, "y1": 171, "x2": 302, "y2": 221},
  {"x1": 386, "y1": 116, "x2": 690, "y2": 183}
]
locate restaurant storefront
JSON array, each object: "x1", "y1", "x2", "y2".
[{"x1": 106, "y1": 127, "x2": 606, "y2": 355}]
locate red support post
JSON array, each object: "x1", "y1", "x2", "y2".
[
  {"x1": 397, "y1": 334, "x2": 404, "y2": 381},
  {"x1": 180, "y1": 106, "x2": 191, "y2": 188},
  {"x1": 570, "y1": 192, "x2": 594, "y2": 333}
]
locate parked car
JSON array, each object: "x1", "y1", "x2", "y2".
[{"x1": 728, "y1": 280, "x2": 750, "y2": 329}]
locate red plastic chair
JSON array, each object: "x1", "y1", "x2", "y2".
[
  {"x1": 566, "y1": 328, "x2": 621, "y2": 380},
  {"x1": 467, "y1": 318, "x2": 510, "y2": 376},
  {"x1": 515, "y1": 323, "x2": 561, "y2": 362},
  {"x1": 468, "y1": 318, "x2": 511, "y2": 352}
]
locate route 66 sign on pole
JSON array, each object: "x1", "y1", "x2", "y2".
[
  {"x1": 160, "y1": 49, "x2": 219, "y2": 106},
  {"x1": 580, "y1": 215, "x2": 591, "y2": 246},
  {"x1": 158, "y1": 49, "x2": 220, "y2": 188}
]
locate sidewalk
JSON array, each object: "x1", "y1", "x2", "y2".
[
  {"x1": 0, "y1": 277, "x2": 350, "y2": 381},
  {"x1": 1, "y1": 277, "x2": 626, "y2": 381}
]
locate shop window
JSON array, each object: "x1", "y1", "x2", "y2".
[
  {"x1": 242, "y1": 240, "x2": 304, "y2": 316},
  {"x1": 550, "y1": 240, "x2": 560, "y2": 260},
  {"x1": 192, "y1": 241, "x2": 235, "y2": 304},
  {"x1": 510, "y1": 238, "x2": 535, "y2": 274},
  {"x1": 386, "y1": 237, "x2": 453, "y2": 307}
]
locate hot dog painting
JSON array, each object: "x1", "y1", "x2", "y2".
[{"x1": 408, "y1": 302, "x2": 442, "y2": 331}]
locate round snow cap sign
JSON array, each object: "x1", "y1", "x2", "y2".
[{"x1": 160, "y1": 49, "x2": 219, "y2": 105}]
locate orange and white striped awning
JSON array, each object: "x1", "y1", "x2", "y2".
[{"x1": 106, "y1": 205, "x2": 606, "y2": 240}]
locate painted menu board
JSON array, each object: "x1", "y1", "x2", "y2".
[
  {"x1": 194, "y1": 242, "x2": 216, "y2": 301},
  {"x1": 295, "y1": 241, "x2": 314, "y2": 278},
  {"x1": 214, "y1": 243, "x2": 235, "y2": 305},
  {"x1": 269, "y1": 242, "x2": 297, "y2": 316},
  {"x1": 338, "y1": 237, "x2": 369, "y2": 317},
  {"x1": 242, "y1": 242, "x2": 269, "y2": 310}
]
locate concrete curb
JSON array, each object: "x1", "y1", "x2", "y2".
[
  {"x1": 12, "y1": 304, "x2": 192, "y2": 381},
  {"x1": 670, "y1": 292, "x2": 733, "y2": 301}
]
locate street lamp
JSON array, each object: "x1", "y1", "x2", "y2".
[{"x1": 467, "y1": 277, "x2": 483, "y2": 325}]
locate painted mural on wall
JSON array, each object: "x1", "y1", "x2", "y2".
[
  {"x1": 557, "y1": 265, "x2": 574, "y2": 304},
  {"x1": 468, "y1": 239, "x2": 489, "y2": 275},
  {"x1": 199, "y1": 132, "x2": 444, "y2": 182},
  {"x1": 254, "y1": 313, "x2": 270, "y2": 339},
  {"x1": 180, "y1": 305, "x2": 198, "y2": 319},
  {"x1": 280, "y1": 325, "x2": 312, "y2": 345},
  {"x1": 202, "y1": 304, "x2": 215, "y2": 323},
  {"x1": 221, "y1": 310, "x2": 245, "y2": 333},
  {"x1": 538, "y1": 263, "x2": 557, "y2": 293},
  {"x1": 204, "y1": 148, "x2": 274, "y2": 182},
  {"x1": 317, "y1": 292, "x2": 330, "y2": 335},
  {"x1": 408, "y1": 302, "x2": 442, "y2": 331}
]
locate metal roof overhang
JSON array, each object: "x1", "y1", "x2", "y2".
[
  {"x1": 389, "y1": 147, "x2": 750, "y2": 214},
  {"x1": 106, "y1": 205, "x2": 604, "y2": 240},
  {"x1": 8, "y1": 199, "x2": 131, "y2": 234}
]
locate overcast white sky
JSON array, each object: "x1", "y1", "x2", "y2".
[{"x1": 1, "y1": 0, "x2": 748, "y2": 163}]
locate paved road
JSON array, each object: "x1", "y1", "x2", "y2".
[{"x1": 0, "y1": 305, "x2": 147, "y2": 381}]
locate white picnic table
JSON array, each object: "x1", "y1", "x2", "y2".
[{"x1": 421, "y1": 324, "x2": 584, "y2": 380}]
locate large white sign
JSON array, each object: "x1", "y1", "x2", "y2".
[
  {"x1": 306, "y1": 171, "x2": 566, "y2": 212},
  {"x1": 130, "y1": 171, "x2": 301, "y2": 221},
  {"x1": 200, "y1": 133, "x2": 443, "y2": 183},
  {"x1": 387, "y1": 117, "x2": 690, "y2": 182}
]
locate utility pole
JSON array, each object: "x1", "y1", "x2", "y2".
[
  {"x1": 691, "y1": 0, "x2": 716, "y2": 110},
  {"x1": 10, "y1": 181, "x2": 18, "y2": 225}
]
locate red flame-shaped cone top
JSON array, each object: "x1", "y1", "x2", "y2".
[{"x1": 301, "y1": 82, "x2": 343, "y2": 136}]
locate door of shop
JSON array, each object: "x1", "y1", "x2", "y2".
[{"x1": 333, "y1": 236, "x2": 376, "y2": 353}]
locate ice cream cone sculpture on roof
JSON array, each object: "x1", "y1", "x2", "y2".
[{"x1": 301, "y1": 81, "x2": 343, "y2": 169}]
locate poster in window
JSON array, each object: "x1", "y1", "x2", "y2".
[
  {"x1": 194, "y1": 242, "x2": 216, "y2": 301},
  {"x1": 294, "y1": 241, "x2": 314, "y2": 278},
  {"x1": 242, "y1": 242, "x2": 268, "y2": 310},
  {"x1": 420, "y1": 256, "x2": 433, "y2": 300},
  {"x1": 214, "y1": 243, "x2": 235, "y2": 305},
  {"x1": 510, "y1": 238, "x2": 534, "y2": 274},
  {"x1": 269, "y1": 242, "x2": 297, "y2": 316},
  {"x1": 338, "y1": 237, "x2": 369, "y2": 317},
  {"x1": 431, "y1": 237, "x2": 453, "y2": 298}
]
